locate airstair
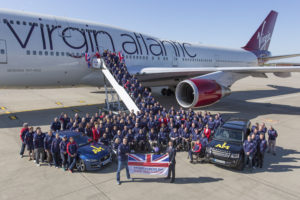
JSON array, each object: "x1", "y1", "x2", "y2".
[{"x1": 96, "y1": 58, "x2": 140, "y2": 114}]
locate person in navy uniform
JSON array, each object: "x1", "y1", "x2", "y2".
[
  {"x1": 67, "y1": 136, "x2": 78, "y2": 173},
  {"x1": 188, "y1": 139, "x2": 201, "y2": 163},
  {"x1": 243, "y1": 135, "x2": 255, "y2": 170},
  {"x1": 181, "y1": 127, "x2": 191, "y2": 151},
  {"x1": 60, "y1": 113, "x2": 70, "y2": 130},
  {"x1": 169, "y1": 128, "x2": 180, "y2": 150},
  {"x1": 165, "y1": 141, "x2": 176, "y2": 183},
  {"x1": 33, "y1": 127, "x2": 45, "y2": 167},
  {"x1": 99, "y1": 133, "x2": 110, "y2": 146},
  {"x1": 126, "y1": 129, "x2": 135, "y2": 151},
  {"x1": 24, "y1": 126, "x2": 34, "y2": 160},
  {"x1": 116, "y1": 138, "x2": 132, "y2": 185},
  {"x1": 19, "y1": 123, "x2": 29, "y2": 158},
  {"x1": 50, "y1": 117, "x2": 61, "y2": 132},
  {"x1": 148, "y1": 128, "x2": 158, "y2": 150},
  {"x1": 135, "y1": 129, "x2": 147, "y2": 152},
  {"x1": 258, "y1": 133, "x2": 268, "y2": 168},
  {"x1": 60, "y1": 135, "x2": 68, "y2": 171},
  {"x1": 51, "y1": 133, "x2": 62, "y2": 168},
  {"x1": 44, "y1": 130, "x2": 55, "y2": 166},
  {"x1": 199, "y1": 133, "x2": 209, "y2": 156},
  {"x1": 267, "y1": 126, "x2": 278, "y2": 155}
]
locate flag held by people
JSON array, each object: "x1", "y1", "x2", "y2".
[{"x1": 128, "y1": 153, "x2": 169, "y2": 176}]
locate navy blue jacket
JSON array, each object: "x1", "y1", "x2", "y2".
[
  {"x1": 51, "y1": 121, "x2": 61, "y2": 131},
  {"x1": 51, "y1": 137, "x2": 62, "y2": 153},
  {"x1": 33, "y1": 133, "x2": 44, "y2": 149},
  {"x1": 148, "y1": 132, "x2": 158, "y2": 141},
  {"x1": 207, "y1": 121, "x2": 215, "y2": 130},
  {"x1": 200, "y1": 137, "x2": 209, "y2": 149},
  {"x1": 243, "y1": 140, "x2": 255, "y2": 155},
  {"x1": 44, "y1": 134, "x2": 55, "y2": 150},
  {"x1": 99, "y1": 137, "x2": 110, "y2": 146},
  {"x1": 24, "y1": 131, "x2": 34, "y2": 147},
  {"x1": 259, "y1": 139, "x2": 268, "y2": 153},
  {"x1": 60, "y1": 140, "x2": 68, "y2": 153},
  {"x1": 118, "y1": 143, "x2": 130, "y2": 161},
  {"x1": 126, "y1": 133, "x2": 135, "y2": 143},
  {"x1": 268, "y1": 129, "x2": 278, "y2": 140}
]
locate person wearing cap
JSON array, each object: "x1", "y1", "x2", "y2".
[
  {"x1": 67, "y1": 137, "x2": 78, "y2": 173},
  {"x1": 60, "y1": 135, "x2": 68, "y2": 170},
  {"x1": 19, "y1": 123, "x2": 29, "y2": 158}
]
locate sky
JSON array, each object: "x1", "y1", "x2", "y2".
[{"x1": 1, "y1": 0, "x2": 300, "y2": 62}]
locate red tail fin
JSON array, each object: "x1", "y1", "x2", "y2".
[{"x1": 243, "y1": 10, "x2": 278, "y2": 51}]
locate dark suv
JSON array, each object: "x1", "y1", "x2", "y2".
[{"x1": 206, "y1": 118, "x2": 251, "y2": 170}]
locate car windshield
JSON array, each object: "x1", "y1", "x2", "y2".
[
  {"x1": 213, "y1": 128, "x2": 243, "y2": 143},
  {"x1": 72, "y1": 135, "x2": 91, "y2": 147}
]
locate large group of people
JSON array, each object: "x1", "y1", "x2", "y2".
[{"x1": 19, "y1": 50, "x2": 278, "y2": 175}]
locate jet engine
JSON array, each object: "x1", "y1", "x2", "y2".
[{"x1": 175, "y1": 79, "x2": 231, "y2": 108}]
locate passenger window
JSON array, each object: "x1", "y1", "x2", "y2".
[
  {"x1": 50, "y1": 52, "x2": 54, "y2": 56},
  {"x1": 33, "y1": 51, "x2": 36, "y2": 55},
  {"x1": 10, "y1": 20, "x2": 14, "y2": 24},
  {"x1": 23, "y1": 21, "x2": 26, "y2": 25},
  {"x1": 61, "y1": 52, "x2": 64, "y2": 56},
  {"x1": 3, "y1": 19, "x2": 7, "y2": 23},
  {"x1": 56, "y1": 52, "x2": 59, "y2": 56},
  {"x1": 16, "y1": 21, "x2": 20, "y2": 25},
  {"x1": 0, "y1": 49, "x2": 5, "y2": 54},
  {"x1": 29, "y1": 22, "x2": 32, "y2": 26},
  {"x1": 26, "y1": 50, "x2": 30, "y2": 55},
  {"x1": 39, "y1": 51, "x2": 42, "y2": 55},
  {"x1": 44, "y1": 51, "x2": 48, "y2": 56}
]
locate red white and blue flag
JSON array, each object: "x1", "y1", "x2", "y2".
[
  {"x1": 128, "y1": 154, "x2": 169, "y2": 176},
  {"x1": 118, "y1": 51, "x2": 124, "y2": 62},
  {"x1": 85, "y1": 53, "x2": 91, "y2": 68}
]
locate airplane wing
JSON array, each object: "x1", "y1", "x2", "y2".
[{"x1": 136, "y1": 66, "x2": 300, "y2": 82}]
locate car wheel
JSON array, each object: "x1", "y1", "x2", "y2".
[
  {"x1": 76, "y1": 159, "x2": 86, "y2": 172},
  {"x1": 236, "y1": 155, "x2": 244, "y2": 171}
]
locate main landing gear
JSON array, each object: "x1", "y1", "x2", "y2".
[{"x1": 161, "y1": 88, "x2": 174, "y2": 96}]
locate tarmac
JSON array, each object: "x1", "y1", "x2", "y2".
[{"x1": 0, "y1": 73, "x2": 300, "y2": 200}]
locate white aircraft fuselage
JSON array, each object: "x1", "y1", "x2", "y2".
[{"x1": 0, "y1": 9, "x2": 257, "y2": 88}]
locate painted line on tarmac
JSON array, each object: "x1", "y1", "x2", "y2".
[
  {"x1": 55, "y1": 102, "x2": 63, "y2": 106},
  {"x1": 0, "y1": 103, "x2": 103, "y2": 115},
  {"x1": 8, "y1": 115, "x2": 18, "y2": 120}
]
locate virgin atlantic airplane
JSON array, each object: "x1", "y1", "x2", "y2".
[{"x1": 0, "y1": 9, "x2": 299, "y2": 108}]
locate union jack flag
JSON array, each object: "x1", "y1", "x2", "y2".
[
  {"x1": 85, "y1": 53, "x2": 91, "y2": 68},
  {"x1": 128, "y1": 154, "x2": 169, "y2": 175}
]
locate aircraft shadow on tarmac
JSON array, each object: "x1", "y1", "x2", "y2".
[{"x1": 122, "y1": 177, "x2": 223, "y2": 184}]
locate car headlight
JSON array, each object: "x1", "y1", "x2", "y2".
[
  {"x1": 230, "y1": 153, "x2": 240, "y2": 158},
  {"x1": 85, "y1": 159, "x2": 98, "y2": 162}
]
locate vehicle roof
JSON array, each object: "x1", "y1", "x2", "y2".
[
  {"x1": 222, "y1": 118, "x2": 249, "y2": 130},
  {"x1": 57, "y1": 131, "x2": 85, "y2": 137}
]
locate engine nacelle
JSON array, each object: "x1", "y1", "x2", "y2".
[{"x1": 175, "y1": 79, "x2": 231, "y2": 108}]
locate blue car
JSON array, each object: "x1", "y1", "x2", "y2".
[{"x1": 58, "y1": 131, "x2": 112, "y2": 172}]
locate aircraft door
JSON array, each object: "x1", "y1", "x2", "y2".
[
  {"x1": 0, "y1": 40, "x2": 7, "y2": 64},
  {"x1": 172, "y1": 54, "x2": 178, "y2": 67}
]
